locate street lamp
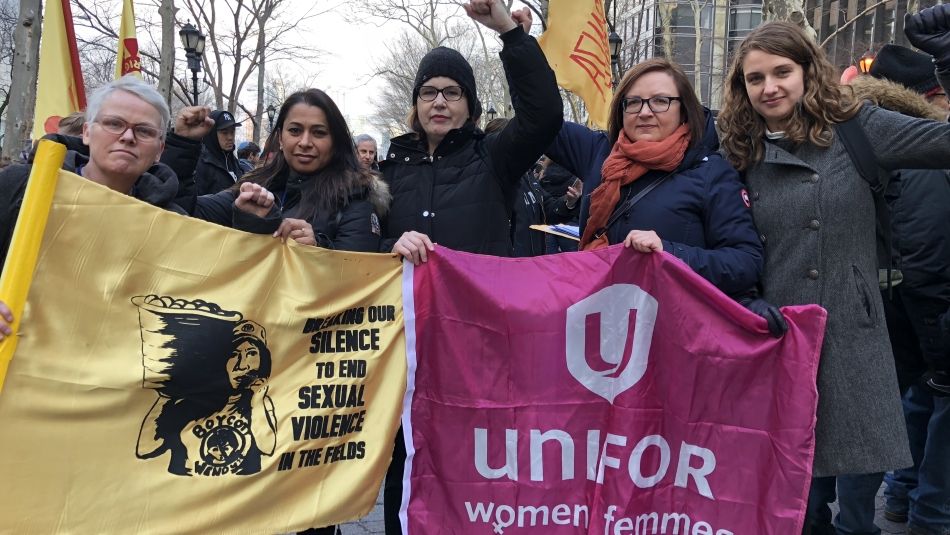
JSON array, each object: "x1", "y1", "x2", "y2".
[
  {"x1": 858, "y1": 49, "x2": 875, "y2": 74},
  {"x1": 266, "y1": 104, "x2": 276, "y2": 130},
  {"x1": 179, "y1": 23, "x2": 206, "y2": 105},
  {"x1": 608, "y1": 30, "x2": 623, "y2": 88},
  {"x1": 486, "y1": 105, "x2": 498, "y2": 122}
]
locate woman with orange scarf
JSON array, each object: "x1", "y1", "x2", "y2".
[{"x1": 547, "y1": 58, "x2": 785, "y2": 335}]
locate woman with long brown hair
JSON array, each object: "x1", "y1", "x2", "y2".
[{"x1": 718, "y1": 19, "x2": 950, "y2": 535}]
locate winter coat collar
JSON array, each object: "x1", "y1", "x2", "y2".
[
  {"x1": 61, "y1": 149, "x2": 182, "y2": 209},
  {"x1": 385, "y1": 122, "x2": 484, "y2": 163}
]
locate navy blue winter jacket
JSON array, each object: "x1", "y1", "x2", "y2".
[{"x1": 546, "y1": 110, "x2": 763, "y2": 295}]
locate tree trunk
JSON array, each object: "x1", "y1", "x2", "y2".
[
  {"x1": 2, "y1": 0, "x2": 42, "y2": 161},
  {"x1": 157, "y1": 0, "x2": 176, "y2": 112},
  {"x1": 764, "y1": 0, "x2": 818, "y2": 41}
]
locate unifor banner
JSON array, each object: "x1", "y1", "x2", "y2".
[
  {"x1": 400, "y1": 247, "x2": 827, "y2": 534},
  {"x1": 0, "y1": 165, "x2": 406, "y2": 533}
]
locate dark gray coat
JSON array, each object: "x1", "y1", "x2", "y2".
[{"x1": 742, "y1": 105, "x2": 950, "y2": 476}]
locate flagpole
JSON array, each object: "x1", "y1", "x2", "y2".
[{"x1": 0, "y1": 140, "x2": 65, "y2": 394}]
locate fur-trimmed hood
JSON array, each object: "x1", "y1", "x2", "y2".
[
  {"x1": 850, "y1": 75, "x2": 948, "y2": 121},
  {"x1": 366, "y1": 172, "x2": 391, "y2": 216}
]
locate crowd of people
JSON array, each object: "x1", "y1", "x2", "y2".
[{"x1": 0, "y1": 0, "x2": 949, "y2": 533}]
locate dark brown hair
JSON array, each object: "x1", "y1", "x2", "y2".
[
  {"x1": 240, "y1": 88, "x2": 375, "y2": 218},
  {"x1": 608, "y1": 58, "x2": 705, "y2": 151}
]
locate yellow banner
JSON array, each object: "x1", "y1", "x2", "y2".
[
  {"x1": 33, "y1": 0, "x2": 85, "y2": 140},
  {"x1": 116, "y1": 0, "x2": 142, "y2": 78},
  {"x1": 539, "y1": 0, "x2": 613, "y2": 129},
  {"x1": 0, "y1": 169, "x2": 406, "y2": 533}
]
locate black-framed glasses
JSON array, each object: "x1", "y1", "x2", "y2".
[
  {"x1": 621, "y1": 96, "x2": 683, "y2": 114},
  {"x1": 95, "y1": 116, "x2": 163, "y2": 142},
  {"x1": 418, "y1": 85, "x2": 465, "y2": 102}
]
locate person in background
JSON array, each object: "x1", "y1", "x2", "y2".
[
  {"x1": 484, "y1": 118, "x2": 579, "y2": 256},
  {"x1": 851, "y1": 43, "x2": 950, "y2": 535},
  {"x1": 538, "y1": 158, "x2": 582, "y2": 253},
  {"x1": 237, "y1": 141, "x2": 262, "y2": 173},
  {"x1": 718, "y1": 17, "x2": 950, "y2": 535},
  {"x1": 194, "y1": 110, "x2": 245, "y2": 196},
  {"x1": 355, "y1": 134, "x2": 379, "y2": 171},
  {"x1": 57, "y1": 111, "x2": 86, "y2": 137}
]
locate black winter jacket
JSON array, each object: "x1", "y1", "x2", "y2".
[
  {"x1": 0, "y1": 138, "x2": 184, "y2": 268},
  {"x1": 195, "y1": 128, "x2": 244, "y2": 196},
  {"x1": 380, "y1": 27, "x2": 562, "y2": 256}
]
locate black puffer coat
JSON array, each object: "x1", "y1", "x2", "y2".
[{"x1": 379, "y1": 27, "x2": 562, "y2": 256}]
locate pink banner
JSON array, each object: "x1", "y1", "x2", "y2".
[{"x1": 400, "y1": 246, "x2": 826, "y2": 534}]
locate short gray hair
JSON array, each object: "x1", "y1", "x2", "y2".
[
  {"x1": 85, "y1": 75, "x2": 171, "y2": 139},
  {"x1": 354, "y1": 134, "x2": 377, "y2": 147}
]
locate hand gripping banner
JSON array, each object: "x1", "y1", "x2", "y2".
[
  {"x1": 0, "y1": 168, "x2": 405, "y2": 533},
  {"x1": 400, "y1": 246, "x2": 827, "y2": 534}
]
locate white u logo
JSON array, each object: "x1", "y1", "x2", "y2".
[{"x1": 565, "y1": 284, "x2": 658, "y2": 402}]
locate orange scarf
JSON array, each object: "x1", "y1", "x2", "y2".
[{"x1": 579, "y1": 125, "x2": 691, "y2": 250}]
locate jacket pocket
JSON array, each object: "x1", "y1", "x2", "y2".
[{"x1": 852, "y1": 265, "x2": 878, "y2": 328}]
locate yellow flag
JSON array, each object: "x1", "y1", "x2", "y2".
[
  {"x1": 0, "y1": 167, "x2": 407, "y2": 532},
  {"x1": 116, "y1": 0, "x2": 143, "y2": 78},
  {"x1": 539, "y1": 0, "x2": 613, "y2": 129},
  {"x1": 32, "y1": 0, "x2": 86, "y2": 140}
]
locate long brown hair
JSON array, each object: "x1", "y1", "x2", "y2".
[
  {"x1": 719, "y1": 21, "x2": 861, "y2": 171},
  {"x1": 239, "y1": 89, "x2": 376, "y2": 218},
  {"x1": 608, "y1": 58, "x2": 705, "y2": 151}
]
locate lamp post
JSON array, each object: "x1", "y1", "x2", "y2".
[
  {"x1": 486, "y1": 105, "x2": 498, "y2": 122},
  {"x1": 858, "y1": 49, "x2": 875, "y2": 74},
  {"x1": 266, "y1": 104, "x2": 276, "y2": 130},
  {"x1": 608, "y1": 30, "x2": 623, "y2": 88},
  {"x1": 178, "y1": 23, "x2": 206, "y2": 106}
]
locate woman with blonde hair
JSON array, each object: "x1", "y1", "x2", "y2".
[{"x1": 718, "y1": 17, "x2": 950, "y2": 535}]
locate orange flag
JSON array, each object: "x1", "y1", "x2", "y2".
[
  {"x1": 116, "y1": 0, "x2": 142, "y2": 78},
  {"x1": 32, "y1": 0, "x2": 86, "y2": 140},
  {"x1": 538, "y1": 0, "x2": 613, "y2": 129}
]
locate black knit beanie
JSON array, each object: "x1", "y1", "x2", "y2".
[
  {"x1": 413, "y1": 46, "x2": 482, "y2": 120},
  {"x1": 869, "y1": 44, "x2": 941, "y2": 96}
]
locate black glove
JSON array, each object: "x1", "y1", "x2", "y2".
[
  {"x1": 905, "y1": 4, "x2": 950, "y2": 70},
  {"x1": 739, "y1": 296, "x2": 789, "y2": 338}
]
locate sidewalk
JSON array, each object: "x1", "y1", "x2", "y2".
[{"x1": 339, "y1": 483, "x2": 910, "y2": 534}]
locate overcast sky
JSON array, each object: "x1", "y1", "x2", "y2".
[{"x1": 290, "y1": 1, "x2": 534, "y2": 144}]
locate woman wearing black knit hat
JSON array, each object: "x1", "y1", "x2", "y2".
[
  {"x1": 379, "y1": 0, "x2": 562, "y2": 532},
  {"x1": 380, "y1": 0, "x2": 562, "y2": 264}
]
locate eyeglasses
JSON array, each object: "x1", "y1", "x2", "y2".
[
  {"x1": 95, "y1": 116, "x2": 163, "y2": 142},
  {"x1": 418, "y1": 86, "x2": 465, "y2": 102},
  {"x1": 621, "y1": 96, "x2": 683, "y2": 114}
]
